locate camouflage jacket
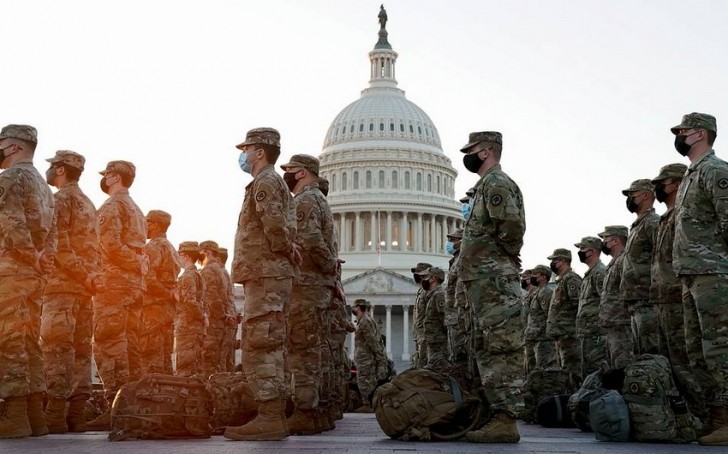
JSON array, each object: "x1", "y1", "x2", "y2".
[
  {"x1": 620, "y1": 209, "x2": 659, "y2": 302},
  {"x1": 651, "y1": 208, "x2": 681, "y2": 305},
  {"x1": 524, "y1": 283, "x2": 553, "y2": 341},
  {"x1": 354, "y1": 313, "x2": 386, "y2": 369},
  {"x1": 546, "y1": 269, "x2": 582, "y2": 339},
  {"x1": 143, "y1": 234, "x2": 178, "y2": 301},
  {"x1": 444, "y1": 252, "x2": 460, "y2": 326},
  {"x1": 44, "y1": 181, "x2": 100, "y2": 295},
  {"x1": 576, "y1": 261, "x2": 606, "y2": 336},
  {"x1": 201, "y1": 261, "x2": 228, "y2": 325},
  {"x1": 521, "y1": 287, "x2": 536, "y2": 329},
  {"x1": 412, "y1": 286, "x2": 431, "y2": 343},
  {"x1": 599, "y1": 252, "x2": 630, "y2": 328},
  {"x1": 293, "y1": 183, "x2": 337, "y2": 286},
  {"x1": 232, "y1": 164, "x2": 297, "y2": 282},
  {"x1": 0, "y1": 159, "x2": 56, "y2": 276},
  {"x1": 459, "y1": 164, "x2": 526, "y2": 281},
  {"x1": 97, "y1": 188, "x2": 147, "y2": 289},
  {"x1": 176, "y1": 265, "x2": 205, "y2": 335},
  {"x1": 423, "y1": 286, "x2": 447, "y2": 346},
  {"x1": 673, "y1": 150, "x2": 728, "y2": 274},
  {"x1": 221, "y1": 266, "x2": 238, "y2": 317}
]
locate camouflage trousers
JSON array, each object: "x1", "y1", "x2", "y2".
[
  {"x1": 40, "y1": 292, "x2": 93, "y2": 399},
  {"x1": 356, "y1": 356, "x2": 378, "y2": 406},
  {"x1": 139, "y1": 297, "x2": 171, "y2": 376},
  {"x1": 175, "y1": 330, "x2": 204, "y2": 377},
  {"x1": 627, "y1": 300, "x2": 661, "y2": 355},
  {"x1": 224, "y1": 323, "x2": 238, "y2": 372},
  {"x1": 93, "y1": 286, "x2": 143, "y2": 402},
  {"x1": 524, "y1": 341, "x2": 536, "y2": 374},
  {"x1": 319, "y1": 320, "x2": 334, "y2": 410},
  {"x1": 605, "y1": 325, "x2": 634, "y2": 370},
  {"x1": 682, "y1": 274, "x2": 728, "y2": 405},
  {"x1": 242, "y1": 276, "x2": 292, "y2": 403},
  {"x1": 0, "y1": 274, "x2": 45, "y2": 398},
  {"x1": 555, "y1": 335, "x2": 581, "y2": 385},
  {"x1": 203, "y1": 325, "x2": 227, "y2": 376},
  {"x1": 534, "y1": 339, "x2": 558, "y2": 369},
  {"x1": 328, "y1": 332, "x2": 348, "y2": 408},
  {"x1": 462, "y1": 276, "x2": 524, "y2": 415},
  {"x1": 578, "y1": 333, "x2": 606, "y2": 379},
  {"x1": 446, "y1": 320, "x2": 469, "y2": 371}
]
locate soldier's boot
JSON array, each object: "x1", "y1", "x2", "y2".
[
  {"x1": 465, "y1": 411, "x2": 520, "y2": 443},
  {"x1": 44, "y1": 397, "x2": 68, "y2": 434},
  {"x1": 224, "y1": 400, "x2": 288, "y2": 441},
  {"x1": 324, "y1": 408, "x2": 336, "y2": 431},
  {"x1": 286, "y1": 408, "x2": 319, "y2": 435},
  {"x1": 354, "y1": 403, "x2": 374, "y2": 413},
  {"x1": 85, "y1": 409, "x2": 111, "y2": 431},
  {"x1": 66, "y1": 396, "x2": 88, "y2": 432},
  {"x1": 27, "y1": 393, "x2": 48, "y2": 437},
  {"x1": 0, "y1": 396, "x2": 32, "y2": 439},
  {"x1": 699, "y1": 406, "x2": 728, "y2": 446},
  {"x1": 331, "y1": 402, "x2": 343, "y2": 421}
]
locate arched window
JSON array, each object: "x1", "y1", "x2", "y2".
[
  {"x1": 392, "y1": 171, "x2": 398, "y2": 189},
  {"x1": 427, "y1": 174, "x2": 432, "y2": 192},
  {"x1": 332, "y1": 173, "x2": 337, "y2": 191},
  {"x1": 416, "y1": 172, "x2": 422, "y2": 190},
  {"x1": 353, "y1": 171, "x2": 359, "y2": 189},
  {"x1": 399, "y1": 123, "x2": 404, "y2": 132},
  {"x1": 436, "y1": 175, "x2": 441, "y2": 193},
  {"x1": 369, "y1": 123, "x2": 374, "y2": 131},
  {"x1": 379, "y1": 122, "x2": 384, "y2": 131},
  {"x1": 389, "y1": 123, "x2": 394, "y2": 131},
  {"x1": 418, "y1": 126, "x2": 422, "y2": 135},
  {"x1": 404, "y1": 171, "x2": 411, "y2": 189},
  {"x1": 342, "y1": 172, "x2": 348, "y2": 190},
  {"x1": 366, "y1": 170, "x2": 372, "y2": 189},
  {"x1": 409, "y1": 124, "x2": 414, "y2": 133},
  {"x1": 378, "y1": 170, "x2": 385, "y2": 188},
  {"x1": 359, "y1": 123, "x2": 364, "y2": 132},
  {"x1": 349, "y1": 125, "x2": 354, "y2": 133}
]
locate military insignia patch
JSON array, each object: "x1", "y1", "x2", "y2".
[
  {"x1": 296, "y1": 212, "x2": 304, "y2": 222},
  {"x1": 718, "y1": 178, "x2": 728, "y2": 190},
  {"x1": 491, "y1": 194, "x2": 503, "y2": 206},
  {"x1": 255, "y1": 191, "x2": 266, "y2": 202},
  {"x1": 569, "y1": 284, "x2": 576, "y2": 292}
]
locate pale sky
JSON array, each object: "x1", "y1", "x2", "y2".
[{"x1": 4, "y1": 0, "x2": 728, "y2": 276}]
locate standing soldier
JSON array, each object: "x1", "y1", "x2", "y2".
[
  {"x1": 545, "y1": 248, "x2": 583, "y2": 388},
  {"x1": 0, "y1": 125, "x2": 56, "y2": 439},
  {"x1": 410, "y1": 262, "x2": 432, "y2": 368},
  {"x1": 280, "y1": 154, "x2": 337, "y2": 434},
  {"x1": 597, "y1": 225, "x2": 633, "y2": 369},
  {"x1": 444, "y1": 229, "x2": 468, "y2": 373},
  {"x1": 217, "y1": 247, "x2": 240, "y2": 373},
  {"x1": 574, "y1": 237, "x2": 607, "y2": 378},
  {"x1": 459, "y1": 131, "x2": 526, "y2": 443},
  {"x1": 88, "y1": 160, "x2": 147, "y2": 430},
  {"x1": 199, "y1": 240, "x2": 228, "y2": 376},
  {"x1": 520, "y1": 269, "x2": 537, "y2": 374},
  {"x1": 175, "y1": 241, "x2": 206, "y2": 377},
  {"x1": 620, "y1": 179, "x2": 661, "y2": 354},
  {"x1": 525, "y1": 265, "x2": 556, "y2": 369},
  {"x1": 670, "y1": 113, "x2": 728, "y2": 445},
  {"x1": 225, "y1": 127, "x2": 301, "y2": 441},
  {"x1": 140, "y1": 210, "x2": 178, "y2": 375},
  {"x1": 352, "y1": 299, "x2": 387, "y2": 413},
  {"x1": 422, "y1": 267, "x2": 448, "y2": 368},
  {"x1": 41, "y1": 150, "x2": 102, "y2": 434}
]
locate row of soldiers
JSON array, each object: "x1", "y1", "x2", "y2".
[{"x1": 407, "y1": 112, "x2": 728, "y2": 445}]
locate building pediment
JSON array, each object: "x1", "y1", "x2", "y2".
[{"x1": 342, "y1": 267, "x2": 418, "y2": 297}]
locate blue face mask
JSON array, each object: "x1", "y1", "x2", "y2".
[
  {"x1": 445, "y1": 241, "x2": 455, "y2": 255},
  {"x1": 238, "y1": 152, "x2": 252, "y2": 174},
  {"x1": 461, "y1": 202, "x2": 471, "y2": 219}
]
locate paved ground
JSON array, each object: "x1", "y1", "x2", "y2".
[{"x1": 1, "y1": 413, "x2": 720, "y2": 454}]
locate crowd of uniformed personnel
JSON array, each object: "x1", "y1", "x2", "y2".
[{"x1": 1, "y1": 111, "x2": 727, "y2": 445}]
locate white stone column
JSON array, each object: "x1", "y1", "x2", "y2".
[
  {"x1": 430, "y1": 215, "x2": 437, "y2": 253},
  {"x1": 386, "y1": 211, "x2": 392, "y2": 251},
  {"x1": 354, "y1": 211, "x2": 361, "y2": 252},
  {"x1": 385, "y1": 305, "x2": 392, "y2": 359},
  {"x1": 416, "y1": 213, "x2": 423, "y2": 253},
  {"x1": 401, "y1": 305, "x2": 410, "y2": 361},
  {"x1": 400, "y1": 211, "x2": 407, "y2": 251},
  {"x1": 340, "y1": 213, "x2": 347, "y2": 253},
  {"x1": 441, "y1": 217, "x2": 448, "y2": 253}
]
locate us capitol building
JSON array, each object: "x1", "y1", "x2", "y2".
[{"x1": 317, "y1": 8, "x2": 463, "y2": 362}]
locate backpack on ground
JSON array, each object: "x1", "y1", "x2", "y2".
[
  {"x1": 522, "y1": 367, "x2": 572, "y2": 423},
  {"x1": 206, "y1": 372, "x2": 257, "y2": 433},
  {"x1": 372, "y1": 368, "x2": 482, "y2": 441},
  {"x1": 109, "y1": 374, "x2": 212, "y2": 441},
  {"x1": 621, "y1": 354, "x2": 695, "y2": 443},
  {"x1": 537, "y1": 394, "x2": 575, "y2": 428},
  {"x1": 568, "y1": 368, "x2": 608, "y2": 432},
  {"x1": 589, "y1": 389, "x2": 630, "y2": 442}
]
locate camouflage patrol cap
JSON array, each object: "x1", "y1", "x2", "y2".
[
  {"x1": 410, "y1": 262, "x2": 433, "y2": 274},
  {"x1": 651, "y1": 163, "x2": 688, "y2": 183},
  {"x1": 531, "y1": 264, "x2": 552, "y2": 279},
  {"x1": 459, "y1": 187, "x2": 476, "y2": 203},
  {"x1": 178, "y1": 241, "x2": 200, "y2": 253},
  {"x1": 236, "y1": 127, "x2": 281, "y2": 150},
  {"x1": 280, "y1": 154, "x2": 319, "y2": 175},
  {"x1": 353, "y1": 298, "x2": 371, "y2": 308},
  {"x1": 460, "y1": 131, "x2": 502, "y2": 152},
  {"x1": 598, "y1": 225, "x2": 629, "y2": 239},
  {"x1": 621, "y1": 179, "x2": 653, "y2": 195},
  {"x1": 146, "y1": 210, "x2": 171, "y2": 225},
  {"x1": 218, "y1": 247, "x2": 228, "y2": 255},
  {"x1": 446, "y1": 228, "x2": 463, "y2": 240},
  {"x1": 0, "y1": 124, "x2": 38, "y2": 144},
  {"x1": 574, "y1": 236, "x2": 602, "y2": 251},
  {"x1": 670, "y1": 112, "x2": 717, "y2": 134},
  {"x1": 99, "y1": 160, "x2": 136, "y2": 178},
  {"x1": 199, "y1": 240, "x2": 219, "y2": 251},
  {"x1": 46, "y1": 150, "x2": 85, "y2": 171},
  {"x1": 426, "y1": 267, "x2": 445, "y2": 281},
  {"x1": 521, "y1": 269, "x2": 533, "y2": 278},
  {"x1": 547, "y1": 248, "x2": 572, "y2": 260},
  {"x1": 318, "y1": 177, "x2": 330, "y2": 196}
]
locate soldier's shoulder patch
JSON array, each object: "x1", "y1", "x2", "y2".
[
  {"x1": 255, "y1": 190, "x2": 267, "y2": 202},
  {"x1": 296, "y1": 211, "x2": 304, "y2": 222},
  {"x1": 491, "y1": 194, "x2": 503, "y2": 206},
  {"x1": 568, "y1": 284, "x2": 577, "y2": 292},
  {"x1": 718, "y1": 177, "x2": 728, "y2": 190}
]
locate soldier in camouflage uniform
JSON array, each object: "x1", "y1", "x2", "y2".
[
  {"x1": 199, "y1": 240, "x2": 229, "y2": 376},
  {"x1": 41, "y1": 150, "x2": 102, "y2": 434},
  {"x1": 225, "y1": 128, "x2": 301, "y2": 441},
  {"x1": 597, "y1": 225, "x2": 633, "y2": 370},
  {"x1": 352, "y1": 299, "x2": 387, "y2": 413},
  {"x1": 280, "y1": 154, "x2": 338, "y2": 434},
  {"x1": 88, "y1": 160, "x2": 146, "y2": 431},
  {"x1": 175, "y1": 241, "x2": 206, "y2": 377},
  {"x1": 140, "y1": 210, "x2": 178, "y2": 376},
  {"x1": 520, "y1": 269, "x2": 537, "y2": 374},
  {"x1": 525, "y1": 265, "x2": 556, "y2": 369},
  {"x1": 459, "y1": 131, "x2": 525, "y2": 443},
  {"x1": 444, "y1": 229, "x2": 468, "y2": 373},
  {"x1": 574, "y1": 237, "x2": 607, "y2": 378},
  {"x1": 410, "y1": 261, "x2": 432, "y2": 368},
  {"x1": 422, "y1": 267, "x2": 448, "y2": 368},
  {"x1": 545, "y1": 248, "x2": 583, "y2": 388},
  {"x1": 650, "y1": 162, "x2": 707, "y2": 422},
  {"x1": 670, "y1": 113, "x2": 728, "y2": 445},
  {"x1": 217, "y1": 247, "x2": 240, "y2": 373},
  {"x1": 620, "y1": 179, "x2": 661, "y2": 355},
  {"x1": 0, "y1": 125, "x2": 56, "y2": 439}
]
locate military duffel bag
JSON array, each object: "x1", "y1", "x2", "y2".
[{"x1": 206, "y1": 372, "x2": 257, "y2": 433}]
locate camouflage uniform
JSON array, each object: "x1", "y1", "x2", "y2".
[
  {"x1": 445, "y1": 235, "x2": 468, "y2": 371},
  {"x1": 521, "y1": 278, "x2": 537, "y2": 374},
  {"x1": 353, "y1": 301, "x2": 387, "y2": 405},
  {"x1": 410, "y1": 269, "x2": 431, "y2": 368},
  {"x1": 140, "y1": 210, "x2": 178, "y2": 376},
  {"x1": 327, "y1": 263, "x2": 352, "y2": 417},
  {"x1": 574, "y1": 238, "x2": 607, "y2": 378},
  {"x1": 41, "y1": 151, "x2": 100, "y2": 404},
  {"x1": 94, "y1": 161, "x2": 147, "y2": 404},
  {"x1": 459, "y1": 148, "x2": 526, "y2": 416},
  {"x1": 545, "y1": 249, "x2": 583, "y2": 385},
  {"x1": 620, "y1": 180, "x2": 661, "y2": 355},
  {"x1": 175, "y1": 242, "x2": 205, "y2": 377},
  {"x1": 524, "y1": 266, "x2": 556, "y2": 370},
  {"x1": 200, "y1": 243, "x2": 229, "y2": 376},
  {"x1": 597, "y1": 226, "x2": 634, "y2": 369},
  {"x1": 423, "y1": 268, "x2": 448, "y2": 367},
  {"x1": 0, "y1": 125, "x2": 56, "y2": 403}
]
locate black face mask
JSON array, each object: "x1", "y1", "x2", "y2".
[
  {"x1": 577, "y1": 250, "x2": 589, "y2": 263},
  {"x1": 601, "y1": 241, "x2": 612, "y2": 255},
  {"x1": 0, "y1": 145, "x2": 12, "y2": 166},
  {"x1": 655, "y1": 184, "x2": 670, "y2": 203},
  {"x1": 421, "y1": 279, "x2": 431, "y2": 291},
  {"x1": 674, "y1": 131, "x2": 699, "y2": 156},
  {"x1": 626, "y1": 197, "x2": 639, "y2": 213},
  {"x1": 45, "y1": 167, "x2": 57, "y2": 185},
  {"x1": 100, "y1": 178, "x2": 110, "y2": 194},
  {"x1": 529, "y1": 276, "x2": 539, "y2": 286},
  {"x1": 463, "y1": 153, "x2": 484, "y2": 173},
  {"x1": 549, "y1": 262, "x2": 559, "y2": 273},
  {"x1": 283, "y1": 172, "x2": 298, "y2": 192},
  {"x1": 521, "y1": 280, "x2": 529, "y2": 290},
  {"x1": 413, "y1": 274, "x2": 422, "y2": 284}
]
